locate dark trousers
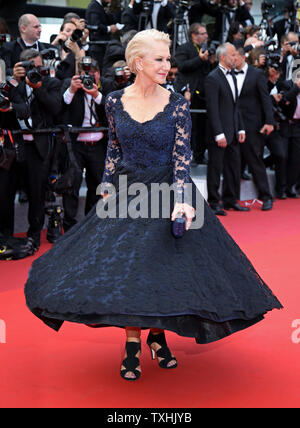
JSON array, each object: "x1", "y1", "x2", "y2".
[
  {"x1": 0, "y1": 161, "x2": 20, "y2": 236},
  {"x1": 0, "y1": 143, "x2": 50, "y2": 241},
  {"x1": 265, "y1": 130, "x2": 287, "y2": 194},
  {"x1": 279, "y1": 122, "x2": 300, "y2": 189},
  {"x1": 62, "y1": 140, "x2": 107, "y2": 232},
  {"x1": 24, "y1": 143, "x2": 50, "y2": 242},
  {"x1": 207, "y1": 138, "x2": 241, "y2": 206},
  {"x1": 240, "y1": 132, "x2": 272, "y2": 201}
]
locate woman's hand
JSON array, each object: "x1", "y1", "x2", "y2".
[
  {"x1": 171, "y1": 202, "x2": 195, "y2": 231},
  {"x1": 52, "y1": 32, "x2": 68, "y2": 46}
]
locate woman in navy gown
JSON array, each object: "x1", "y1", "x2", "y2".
[{"x1": 25, "y1": 29, "x2": 283, "y2": 381}]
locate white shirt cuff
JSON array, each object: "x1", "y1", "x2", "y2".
[
  {"x1": 239, "y1": 130, "x2": 246, "y2": 134},
  {"x1": 94, "y1": 92, "x2": 103, "y2": 105},
  {"x1": 215, "y1": 133, "x2": 225, "y2": 142},
  {"x1": 161, "y1": 0, "x2": 168, "y2": 6},
  {"x1": 63, "y1": 87, "x2": 75, "y2": 104}
]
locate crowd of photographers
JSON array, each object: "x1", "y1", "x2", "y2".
[{"x1": 0, "y1": 0, "x2": 300, "y2": 255}]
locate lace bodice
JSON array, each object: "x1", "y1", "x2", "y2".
[{"x1": 102, "y1": 89, "x2": 192, "y2": 202}]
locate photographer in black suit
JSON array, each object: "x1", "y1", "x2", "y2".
[
  {"x1": 0, "y1": 14, "x2": 57, "y2": 73},
  {"x1": 235, "y1": 46, "x2": 274, "y2": 210},
  {"x1": 9, "y1": 49, "x2": 62, "y2": 248},
  {"x1": 60, "y1": 58, "x2": 109, "y2": 232},
  {"x1": 205, "y1": 42, "x2": 249, "y2": 216},
  {"x1": 175, "y1": 23, "x2": 217, "y2": 164},
  {"x1": 86, "y1": 0, "x2": 121, "y2": 71}
]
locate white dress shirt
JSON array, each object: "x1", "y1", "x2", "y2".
[
  {"x1": 18, "y1": 85, "x2": 34, "y2": 141},
  {"x1": 234, "y1": 62, "x2": 248, "y2": 96},
  {"x1": 63, "y1": 88, "x2": 104, "y2": 142}
]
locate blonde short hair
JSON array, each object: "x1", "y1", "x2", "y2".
[{"x1": 125, "y1": 29, "x2": 171, "y2": 73}]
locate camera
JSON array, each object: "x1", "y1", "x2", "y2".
[
  {"x1": 286, "y1": 40, "x2": 300, "y2": 52},
  {"x1": 265, "y1": 52, "x2": 281, "y2": 69},
  {"x1": 115, "y1": 67, "x2": 126, "y2": 85},
  {"x1": 0, "y1": 34, "x2": 11, "y2": 45},
  {"x1": 79, "y1": 57, "x2": 95, "y2": 90},
  {"x1": 40, "y1": 48, "x2": 60, "y2": 61},
  {"x1": 70, "y1": 29, "x2": 83, "y2": 43},
  {"x1": 20, "y1": 60, "x2": 50, "y2": 84},
  {"x1": 60, "y1": 28, "x2": 83, "y2": 53},
  {"x1": 200, "y1": 41, "x2": 219, "y2": 56},
  {"x1": 0, "y1": 77, "x2": 18, "y2": 110},
  {"x1": 271, "y1": 91, "x2": 287, "y2": 123}
]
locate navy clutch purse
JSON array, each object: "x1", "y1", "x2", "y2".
[{"x1": 172, "y1": 214, "x2": 186, "y2": 238}]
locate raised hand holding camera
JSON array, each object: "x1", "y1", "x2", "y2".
[{"x1": 69, "y1": 75, "x2": 84, "y2": 93}]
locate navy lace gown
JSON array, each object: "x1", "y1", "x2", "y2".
[{"x1": 24, "y1": 89, "x2": 283, "y2": 344}]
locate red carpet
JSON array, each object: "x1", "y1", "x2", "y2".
[{"x1": 0, "y1": 198, "x2": 299, "y2": 408}]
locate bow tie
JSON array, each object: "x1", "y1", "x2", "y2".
[
  {"x1": 234, "y1": 70, "x2": 244, "y2": 74},
  {"x1": 26, "y1": 43, "x2": 38, "y2": 50}
]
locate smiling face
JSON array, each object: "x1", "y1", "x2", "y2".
[{"x1": 136, "y1": 40, "x2": 171, "y2": 84}]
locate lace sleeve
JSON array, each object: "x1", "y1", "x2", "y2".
[
  {"x1": 102, "y1": 94, "x2": 122, "y2": 185},
  {"x1": 172, "y1": 96, "x2": 192, "y2": 203}
]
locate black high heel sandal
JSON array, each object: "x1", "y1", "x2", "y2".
[
  {"x1": 147, "y1": 331, "x2": 177, "y2": 369},
  {"x1": 120, "y1": 341, "x2": 141, "y2": 381}
]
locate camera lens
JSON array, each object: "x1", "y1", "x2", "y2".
[{"x1": 70, "y1": 29, "x2": 83, "y2": 43}]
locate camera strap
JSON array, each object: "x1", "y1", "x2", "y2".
[{"x1": 84, "y1": 94, "x2": 99, "y2": 127}]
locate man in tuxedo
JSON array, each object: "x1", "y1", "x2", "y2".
[
  {"x1": 0, "y1": 14, "x2": 56, "y2": 73},
  {"x1": 60, "y1": 58, "x2": 109, "y2": 232},
  {"x1": 175, "y1": 23, "x2": 217, "y2": 164},
  {"x1": 11, "y1": 49, "x2": 62, "y2": 248},
  {"x1": 234, "y1": 46, "x2": 274, "y2": 210},
  {"x1": 204, "y1": 42, "x2": 249, "y2": 216},
  {"x1": 132, "y1": 0, "x2": 175, "y2": 33},
  {"x1": 86, "y1": 0, "x2": 121, "y2": 71}
]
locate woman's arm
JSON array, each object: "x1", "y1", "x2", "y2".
[
  {"x1": 171, "y1": 96, "x2": 194, "y2": 229},
  {"x1": 101, "y1": 94, "x2": 122, "y2": 196}
]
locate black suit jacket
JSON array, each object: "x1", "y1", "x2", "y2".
[
  {"x1": 175, "y1": 41, "x2": 213, "y2": 98},
  {"x1": 278, "y1": 79, "x2": 300, "y2": 117},
  {"x1": 204, "y1": 67, "x2": 244, "y2": 144},
  {"x1": 238, "y1": 65, "x2": 275, "y2": 133},
  {"x1": 12, "y1": 76, "x2": 62, "y2": 160},
  {"x1": 0, "y1": 38, "x2": 57, "y2": 73},
  {"x1": 86, "y1": 0, "x2": 116, "y2": 42}
]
